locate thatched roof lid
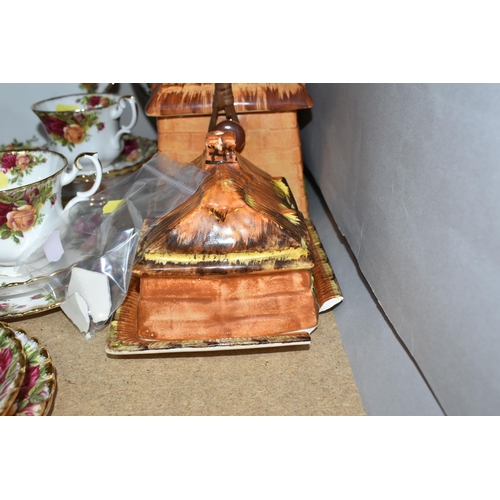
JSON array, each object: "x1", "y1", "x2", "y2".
[
  {"x1": 145, "y1": 83, "x2": 313, "y2": 117},
  {"x1": 134, "y1": 130, "x2": 314, "y2": 275}
]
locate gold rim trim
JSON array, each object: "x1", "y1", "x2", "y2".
[
  {"x1": 0, "y1": 150, "x2": 68, "y2": 194},
  {"x1": 0, "y1": 302, "x2": 62, "y2": 319},
  {"x1": 31, "y1": 92, "x2": 122, "y2": 113},
  {"x1": 0, "y1": 263, "x2": 76, "y2": 288}
]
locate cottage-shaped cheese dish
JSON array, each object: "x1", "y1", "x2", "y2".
[{"x1": 108, "y1": 130, "x2": 342, "y2": 353}]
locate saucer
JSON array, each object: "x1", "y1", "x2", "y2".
[
  {"x1": 5, "y1": 324, "x2": 56, "y2": 416},
  {"x1": 0, "y1": 268, "x2": 72, "y2": 319},
  {"x1": 0, "y1": 323, "x2": 26, "y2": 415}
]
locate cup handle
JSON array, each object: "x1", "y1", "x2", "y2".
[
  {"x1": 62, "y1": 152, "x2": 103, "y2": 212},
  {"x1": 110, "y1": 95, "x2": 138, "y2": 150}
]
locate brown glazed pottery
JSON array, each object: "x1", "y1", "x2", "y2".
[{"x1": 108, "y1": 130, "x2": 342, "y2": 354}]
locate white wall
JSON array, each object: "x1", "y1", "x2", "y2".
[
  {"x1": 301, "y1": 83, "x2": 500, "y2": 415},
  {"x1": 306, "y1": 177, "x2": 444, "y2": 415}
]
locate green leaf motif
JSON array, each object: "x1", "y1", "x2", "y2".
[
  {"x1": 29, "y1": 380, "x2": 47, "y2": 398},
  {"x1": 29, "y1": 395, "x2": 46, "y2": 404},
  {"x1": 16, "y1": 399, "x2": 29, "y2": 411}
]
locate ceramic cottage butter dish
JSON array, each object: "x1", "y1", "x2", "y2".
[{"x1": 108, "y1": 130, "x2": 342, "y2": 354}]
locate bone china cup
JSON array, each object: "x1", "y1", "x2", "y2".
[
  {"x1": 0, "y1": 149, "x2": 103, "y2": 268},
  {"x1": 31, "y1": 93, "x2": 138, "y2": 170}
]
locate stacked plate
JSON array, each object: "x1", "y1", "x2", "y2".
[{"x1": 0, "y1": 322, "x2": 56, "y2": 416}]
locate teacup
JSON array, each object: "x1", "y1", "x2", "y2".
[
  {"x1": 31, "y1": 93, "x2": 138, "y2": 173},
  {"x1": 0, "y1": 149, "x2": 103, "y2": 269}
]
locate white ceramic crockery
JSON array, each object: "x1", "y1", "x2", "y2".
[
  {"x1": 31, "y1": 93, "x2": 138, "y2": 171},
  {"x1": 0, "y1": 149, "x2": 103, "y2": 268}
]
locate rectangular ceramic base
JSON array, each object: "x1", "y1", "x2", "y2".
[
  {"x1": 106, "y1": 330, "x2": 312, "y2": 355},
  {"x1": 107, "y1": 271, "x2": 315, "y2": 355}
]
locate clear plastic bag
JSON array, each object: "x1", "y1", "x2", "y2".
[{"x1": 7, "y1": 152, "x2": 208, "y2": 336}]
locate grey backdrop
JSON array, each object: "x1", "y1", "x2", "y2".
[{"x1": 301, "y1": 83, "x2": 500, "y2": 416}]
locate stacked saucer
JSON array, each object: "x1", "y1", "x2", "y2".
[
  {"x1": 0, "y1": 268, "x2": 70, "y2": 319},
  {"x1": 0, "y1": 322, "x2": 56, "y2": 416}
]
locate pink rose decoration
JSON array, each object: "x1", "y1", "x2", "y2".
[
  {"x1": 123, "y1": 139, "x2": 138, "y2": 156},
  {"x1": 42, "y1": 115, "x2": 66, "y2": 137},
  {"x1": 17, "y1": 364, "x2": 40, "y2": 402},
  {"x1": 72, "y1": 113, "x2": 86, "y2": 124},
  {"x1": 89, "y1": 95, "x2": 101, "y2": 108},
  {"x1": 23, "y1": 187, "x2": 40, "y2": 204},
  {"x1": 16, "y1": 154, "x2": 30, "y2": 170},
  {"x1": 126, "y1": 149, "x2": 141, "y2": 162},
  {"x1": 1, "y1": 153, "x2": 17, "y2": 172},
  {"x1": 0, "y1": 348, "x2": 13, "y2": 382},
  {"x1": 0, "y1": 201, "x2": 14, "y2": 226}
]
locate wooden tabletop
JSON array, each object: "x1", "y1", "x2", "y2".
[{"x1": 6, "y1": 306, "x2": 364, "y2": 416}]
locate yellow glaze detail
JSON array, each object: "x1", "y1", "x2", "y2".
[
  {"x1": 283, "y1": 212, "x2": 301, "y2": 225},
  {"x1": 272, "y1": 179, "x2": 291, "y2": 200},
  {"x1": 144, "y1": 247, "x2": 313, "y2": 267}
]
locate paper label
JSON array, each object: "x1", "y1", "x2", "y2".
[
  {"x1": 103, "y1": 199, "x2": 124, "y2": 214},
  {"x1": 43, "y1": 230, "x2": 64, "y2": 263}
]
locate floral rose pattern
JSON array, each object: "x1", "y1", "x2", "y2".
[
  {"x1": 38, "y1": 111, "x2": 99, "y2": 151},
  {"x1": 121, "y1": 137, "x2": 143, "y2": 163},
  {"x1": 16, "y1": 363, "x2": 39, "y2": 403},
  {"x1": 9, "y1": 329, "x2": 56, "y2": 416},
  {"x1": 0, "y1": 326, "x2": 25, "y2": 416},
  {"x1": 0, "y1": 344, "x2": 13, "y2": 384},
  {"x1": 6, "y1": 205, "x2": 38, "y2": 232},
  {"x1": 0, "y1": 135, "x2": 41, "y2": 151},
  {"x1": 63, "y1": 124, "x2": 85, "y2": 144},
  {"x1": 77, "y1": 95, "x2": 115, "y2": 110},
  {"x1": 1, "y1": 153, "x2": 16, "y2": 170},
  {"x1": 0, "y1": 302, "x2": 24, "y2": 315},
  {"x1": 0, "y1": 177, "x2": 54, "y2": 244},
  {"x1": 0, "y1": 291, "x2": 57, "y2": 319},
  {"x1": 0, "y1": 151, "x2": 47, "y2": 186},
  {"x1": 36, "y1": 96, "x2": 116, "y2": 151},
  {"x1": 41, "y1": 115, "x2": 67, "y2": 137}
]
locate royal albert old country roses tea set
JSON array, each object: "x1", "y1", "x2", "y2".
[
  {"x1": 0, "y1": 88, "x2": 155, "y2": 416},
  {"x1": 0, "y1": 83, "x2": 343, "y2": 415}
]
